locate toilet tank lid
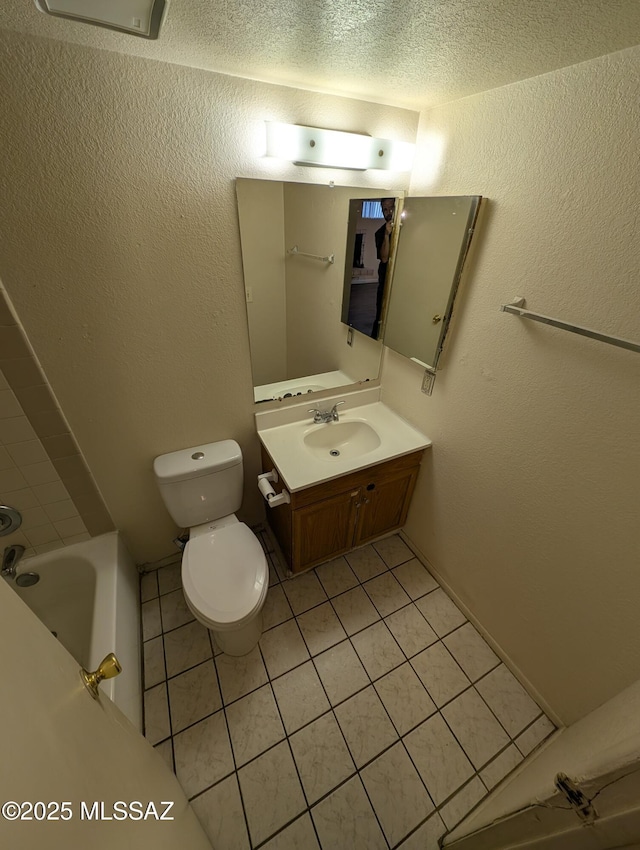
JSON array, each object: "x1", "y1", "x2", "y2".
[{"x1": 154, "y1": 440, "x2": 242, "y2": 484}]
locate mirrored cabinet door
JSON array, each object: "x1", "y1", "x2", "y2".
[{"x1": 383, "y1": 196, "x2": 481, "y2": 369}]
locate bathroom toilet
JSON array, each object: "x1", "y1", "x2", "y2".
[{"x1": 153, "y1": 440, "x2": 268, "y2": 656}]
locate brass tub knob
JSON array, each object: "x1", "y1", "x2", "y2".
[{"x1": 80, "y1": 652, "x2": 122, "y2": 699}]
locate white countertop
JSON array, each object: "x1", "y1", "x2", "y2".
[{"x1": 256, "y1": 392, "x2": 432, "y2": 492}]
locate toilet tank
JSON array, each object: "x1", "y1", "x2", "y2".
[{"x1": 153, "y1": 440, "x2": 243, "y2": 529}]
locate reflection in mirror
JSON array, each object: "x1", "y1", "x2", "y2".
[
  {"x1": 384, "y1": 196, "x2": 482, "y2": 370},
  {"x1": 341, "y1": 197, "x2": 400, "y2": 340},
  {"x1": 236, "y1": 179, "x2": 389, "y2": 403}
]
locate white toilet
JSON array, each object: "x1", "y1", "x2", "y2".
[{"x1": 153, "y1": 439, "x2": 268, "y2": 656}]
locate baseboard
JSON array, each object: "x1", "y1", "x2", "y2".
[{"x1": 399, "y1": 529, "x2": 564, "y2": 730}]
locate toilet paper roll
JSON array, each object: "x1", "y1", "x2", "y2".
[{"x1": 258, "y1": 477, "x2": 276, "y2": 501}]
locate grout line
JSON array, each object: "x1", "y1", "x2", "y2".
[
  {"x1": 142, "y1": 537, "x2": 554, "y2": 849},
  {"x1": 256, "y1": 640, "x2": 321, "y2": 850},
  {"x1": 209, "y1": 635, "x2": 253, "y2": 847}
]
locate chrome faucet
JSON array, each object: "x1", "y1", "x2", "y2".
[
  {"x1": 308, "y1": 401, "x2": 345, "y2": 424},
  {"x1": 1, "y1": 545, "x2": 25, "y2": 579}
]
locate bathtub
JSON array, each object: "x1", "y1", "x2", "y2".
[{"x1": 11, "y1": 532, "x2": 142, "y2": 731}]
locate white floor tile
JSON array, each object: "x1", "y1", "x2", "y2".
[
  {"x1": 290, "y1": 712, "x2": 355, "y2": 804},
  {"x1": 374, "y1": 663, "x2": 437, "y2": 735},
  {"x1": 385, "y1": 603, "x2": 439, "y2": 657},
  {"x1": 334, "y1": 686, "x2": 398, "y2": 767},
  {"x1": 167, "y1": 659, "x2": 221, "y2": 733},
  {"x1": 364, "y1": 571, "x2": 411, "y2": 617},
  {"x1": 282, "y1": 571, "x2": 328, "y2": 614},
  {"x1": 439, "y1": 776, "x2": 486, "y2": 830},
  {"x1": 191, "y1": 774, "x2": 250, "y2": 850},
  {"x1": 361, "y1": 743, "x2": 434, "y2": 846},
  {"x1": 143, "y1": 635, "x2": 166, "y2": 689},
  {"x1": 261, "y1": 813, "x2": 320, "y2": 850},
  {"x1": 226, "y1": 684, "x2": 285, "y2": 766},
  {"x1": 315, "y1": 556, "x2": 359, "y2": 597},
  {"x1": 476, "y1": 664, "x2": 542, "y2": 737},
  {"x1": 215, "y1": 644, "x2": 268, "y2": 704},
  {"x1": 140, "y1": 570, "x2": 159, "y2": 602},
  {"x1": 392, "y1": 558, "x2": 439, "y2": 599},
  {"x1": 144, "y1": 531, "x2": 559, "y2": 850},
  {"x1": 311, "y1": 776, "x2": 387, "y2": 850},
  {"x1": 351, "y1": 621, "x2": 405, "y2": 680},
  {"x1": 173, "y1": 711, "x2": 234, "y2": 799},
  {"x1": 164, "y1": 620, "x2": 213, "y2": 678},
  {"x1": 153, "y1": 738, "x2": 174, "y2": 773},
  {"x1": 297, "y1": 602, "x2": 347, "y2": 656},
  {"x1": 160, "y1": 588, "x2": 195, "y2": 632},
  {"x1": 271, "y1": 661, "x2": 330, "y2": 734},
  {"x1": 373, "y1": 535, "x2": 414, "y2": 567},
  {"x1": 260, "y1": 619, "x2": 310, "y2": 679},
  {"x1": 262, "y1": 584, "x2": 294, "y2": 631},
  {"x1": 397, "y1": 813, "x2": 446, "y2": 850},
  {"x1": 443, "y1": 623, "x2": 500, "y2": 681},
  {"x1": 238, "y1": 741, "x2": 306, "y2": 846},
  {"x1": 441, "y1": 688, "x2": 510, "y2": 769},
  {"x1": 516, "y1": 715, "x2": 556, "y2": 756},
  {"x1": 330, "y1": 586, "x2": 380, "y2": 635},
  {"x1": 144, "y1": 683, "x2": 170, "y2": 745},
  {"x1": 416, "y1": 588, "x2": 467, "y2": 637},
  {"x1": 142, "y1": 598, "x2": 162, "y2": 641},
  {"x1": 480, "y1": 745, "x2": 524, "y2": 790},
  {"x1": 158, "y1": 562, "x2": 182, "y2": 595},
  {"x1": 411, "y1": 642, "x2": 471, "y2": 707},
  {"x1": 345, "y1": 544, "x2": 388, "y2": 582},
  {"x1": 405, "y1": 714, "x2": 475, "y2": 805},
  {"x1": 314, "y1": 640, "x2": 370, "y2": 705}
]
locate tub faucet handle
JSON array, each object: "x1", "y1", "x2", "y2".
[
  {"x1": 1, "y1": 544, "x2": 25, "y2": 579},
  {"x1": 80, "y1": 652, "x2": 122, "y2": 700}
]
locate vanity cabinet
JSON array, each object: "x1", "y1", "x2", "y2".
[{"x1": 261, "y1": 447, "x2": 424, "y2": 573}]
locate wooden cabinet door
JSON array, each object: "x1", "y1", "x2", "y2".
[
  {"x1": 292, "y1": 488, "x2": 360, "y2": 572},
  {"x1": 355, "y1": 467, "x2": 419, "y2": 545}
]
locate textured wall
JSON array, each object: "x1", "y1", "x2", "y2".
[
  {"x1": 0, "y1": 29, "x2": 416, "y2": 563},
  {"x1": 381, "y1": 46, "x2": 640, "y2": 724}
]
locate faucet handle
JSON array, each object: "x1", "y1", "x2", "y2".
[{"x1": 332, "y1": 401, "x2": 346, "y2": 410}]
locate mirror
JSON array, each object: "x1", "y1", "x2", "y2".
[
  {"x1": 383, "y1": 196, "x2": 481, "y2": 369},
  {"x1": 341, "y1": 197, "x2": 400, "y2": 340},
  {"x1": 236, "y1": 179, "x2": 392, "y2": 403}
]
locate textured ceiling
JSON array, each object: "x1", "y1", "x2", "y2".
[{"x1": 1, "y1": 0, "x2": 640, "y2": 109}]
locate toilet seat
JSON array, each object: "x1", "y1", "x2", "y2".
[{"x1": 182, "y1": 522, "x2": 268, "y2": 631}]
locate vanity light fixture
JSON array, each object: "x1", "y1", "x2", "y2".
[
  {"x1": 35, "y1": 0, "x2": 168, "y2": 39},
  {"x1": 265, "y1": 122, "x2": 414, "y2": 172}
]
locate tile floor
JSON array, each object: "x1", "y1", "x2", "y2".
[{"x1": 140, "y1": 530, "x2": 555, "y2": 850}]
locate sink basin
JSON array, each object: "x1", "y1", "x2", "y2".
[
  {"x1": 303, "y1": 420, "x2": 381, "y2": 460},
  {"x1": 256, "y1": 392, "x2": 432, "y2": 491}
]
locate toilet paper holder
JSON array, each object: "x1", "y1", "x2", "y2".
[{"x1": 257, "y1": 470, "x2": 291, "y2": 508}]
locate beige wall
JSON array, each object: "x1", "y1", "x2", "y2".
[
  {"x1": 382, "y1": 46, "x2": 640, "y2": 724},
  {"x1": 0, "y1": 29, "x2": 417, "y2": 563}
]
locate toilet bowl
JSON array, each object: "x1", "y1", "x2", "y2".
[
  {"x1": 182, "y1": 516, "x2": 268, "y2": 656},
  {"x1": 153, "y1": 440, "x2": 269, "y2": 656}
]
